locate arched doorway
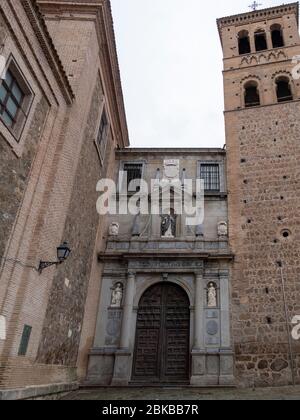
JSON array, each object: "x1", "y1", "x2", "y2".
[{"x1": 132, "y1": 282, "x2": 190, "y2": 384}]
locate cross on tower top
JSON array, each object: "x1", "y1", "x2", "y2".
[{"x1": 249, "y1": 1, "x2": 262, "y2": 11}]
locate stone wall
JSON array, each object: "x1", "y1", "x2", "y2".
[
  {"x1": 0, "y1": 95, "x2": 49, "y2": 263},
  {"x1": 226, "y1": 101, "x2": 300, "y2": 387}
]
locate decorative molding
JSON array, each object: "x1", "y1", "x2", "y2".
[
  {"x1": 271, "y1": 69, "x2": 293, "y2": 79},
  {"x1": 22, "y1": 0, "x2": 74, "y2": 104},
  {"x1": 37, "y1": 0, "x2": 129, "y2": 148},
  {"x1": 217, "y1": 2, "x2": 299, "y2": 43},
  {"x1": 128, "y1": 258, "x2": 205, "y2": 271},
  {"x1": 240, "y1": 50, "x2": 288, "y2": 66},
  {"x1": 240, "y1": 74, "x2": 261, "y2": 84}
]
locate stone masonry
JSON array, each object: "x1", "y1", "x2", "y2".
[{"x1": 218, "y1": 3, "x2": 300, "y2": 387}]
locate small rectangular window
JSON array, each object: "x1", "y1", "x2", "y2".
[
  {"x1": 0, "y1": 69, "x2": 24, "y2": 128},
  {"x1": 96, "y1": 110, "x2": 109, "y2": 162},
  {"x1": 18, "y1": 325, "x2": 32, "y2": 357},
  {"x1": 123, "y1": 163, "x2": 143, "y2": 192},
  {"x1": 200, "y1": 164, "x2": 220, "y2": 192}
]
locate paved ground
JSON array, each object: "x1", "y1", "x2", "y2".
[{"x1": 63, "y1": 386, "x2": 300, "y2": 400}]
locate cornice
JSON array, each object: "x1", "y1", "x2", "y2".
[
  {"x1": 22, "y1": 0, "x2": 74, "y2": 104},
  {"x1": 116, "y1": 148, "x2": 226, "y2": 155},
  {"x1": 37, "y1": 0, "x2": 129, "y2": 148},
  {"x1": 217, "y1": 2, "x2": 299, "y2": 45}
]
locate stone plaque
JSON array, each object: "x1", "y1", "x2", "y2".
[
  {"x1": 105, "y1": 309, "x2": 122, "y2": 346},
  {"x1": 206, "y1": 337, "x2": 219, "y2": 346},
  {"x1": 129, "y1": 259, "x2": 204, "y2": 271},
  {"x1": 207, "y1": 320, "x2": 219, "y2": 336},
  {"x1": 207, "y1": 310, "x2": 219, "y2": 319}
]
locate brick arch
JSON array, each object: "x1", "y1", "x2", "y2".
[
  {"x1": 240, "y1": 74, "x2": 261, "y2": 84},
  {"x1": 271, "y1": 70, "x2": 293, "y2": 80},
  {"x1": 241, "y1": 77, "x2": 262, "y2": 108}
]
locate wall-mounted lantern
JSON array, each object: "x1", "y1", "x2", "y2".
[{"x1": 38, "y1": 242, "x2": 71, "y2": 274}]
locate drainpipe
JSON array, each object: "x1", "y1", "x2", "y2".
[{"x1": 277, "y1": 261, "x2": 296, "y2": 385}]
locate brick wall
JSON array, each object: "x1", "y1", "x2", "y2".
[
  {"x1": 36, "y1": 77, "x2": 104, "y2": 366},
  {"x1": 0, "y1": 0, "x2": 127, "y2": 392}
]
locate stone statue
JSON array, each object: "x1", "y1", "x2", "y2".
[
  {"x1": 218, "y1": 221, "x2": 228, "y2": 237},
  {"x1": 161, "y1": 214, "x2": 176, "y2": 238},
  {"x1": 111, "y1": 283, "x2": 123, "y2": 307},
  {"x1": 207, "y1": 283, "x2": 217, "y2": 308},
  {"x1": 109, "y1": 222, "x2": 120, "y2": 237}
]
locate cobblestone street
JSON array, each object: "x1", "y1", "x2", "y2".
[{"x1": 63, "y1": 386, "x2": 300, "y2": 400}]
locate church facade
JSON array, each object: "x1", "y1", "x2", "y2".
[
  {"x1": 0, "y1": 0, "x2": 300, "y2": 399},
  {"x1": 87, "y1": 149, "x2": 234, "y2": 387}
]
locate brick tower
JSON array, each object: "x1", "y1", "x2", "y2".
[{"x1": 218, "y1": 3, "x2": 300, "y2": 387}]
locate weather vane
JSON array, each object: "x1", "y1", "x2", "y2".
[{"x1": 249, "y1": 1, "x2": 262, "y2": 11}]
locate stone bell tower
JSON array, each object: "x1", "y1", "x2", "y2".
[{"x1": 218, "y1": 3, "x2": 300, "y2": 387}]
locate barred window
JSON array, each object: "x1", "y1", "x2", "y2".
[
  {"x1": 0, "y1": 69, "x2": 25, "y2": 128},
  {"x1": 124, "y1": 163, "x2": 143, "y2": 192},
  {"x1": 200, "y1": 164, "x2": 220, "y2": 192}
]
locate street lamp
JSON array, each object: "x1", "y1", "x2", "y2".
[{"x1": 38, "y1": 242, "x2": 71, "y2": 274}]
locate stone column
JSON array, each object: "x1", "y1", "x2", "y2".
[
  {"x1": 191, "y1": 271, "x2": 206, "y2": 386},
  {"x1": 194, "y1": 272, "x2": 205, "y2": 349},
  {"x1": 249, "y1": 31, "x2": 256, "y2": 54},
  {"x1": 120, "y1": 272, "x2": 136, "y2": 349},
  {"x1": 266, "y1": 30, "x2": 272, "y2": 51},
  {"x1": 220, "y1": 271, "x2": 231, "y2": 349},
  {"x1": 219, "y1": 271, "x2": 235, "y2": 386},
  {"x1": 112, "y1": 272, "x2": 136, "y2": 386}
]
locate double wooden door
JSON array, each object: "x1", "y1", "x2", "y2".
[{"x1": 132, "y1": 283, "x2": 190, "y2": 384}]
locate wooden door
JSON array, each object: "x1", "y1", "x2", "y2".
[{"x1": 132, "y1": 283, "x2": 190, "y2": 383}]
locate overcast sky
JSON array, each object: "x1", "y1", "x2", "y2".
[{"x1": 111, "y1": 0, "x2": 277, "y2": 148}]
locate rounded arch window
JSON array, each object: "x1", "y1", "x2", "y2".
[
  {"x1": 244, "y1": 81, "x2": 261, "y2": 107},
  {"x1": 254, "y1": 29, "x2": 268, "y2": 52},
  {"x1": 271, "y1": 24, "x2": 284, "y2": 48},
  {"x1": 238, "y1": 30, "x2": 251, "y2": 55},
  {"x1": 275, "y1": 76, "x2": 293, "y2": 102}
]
